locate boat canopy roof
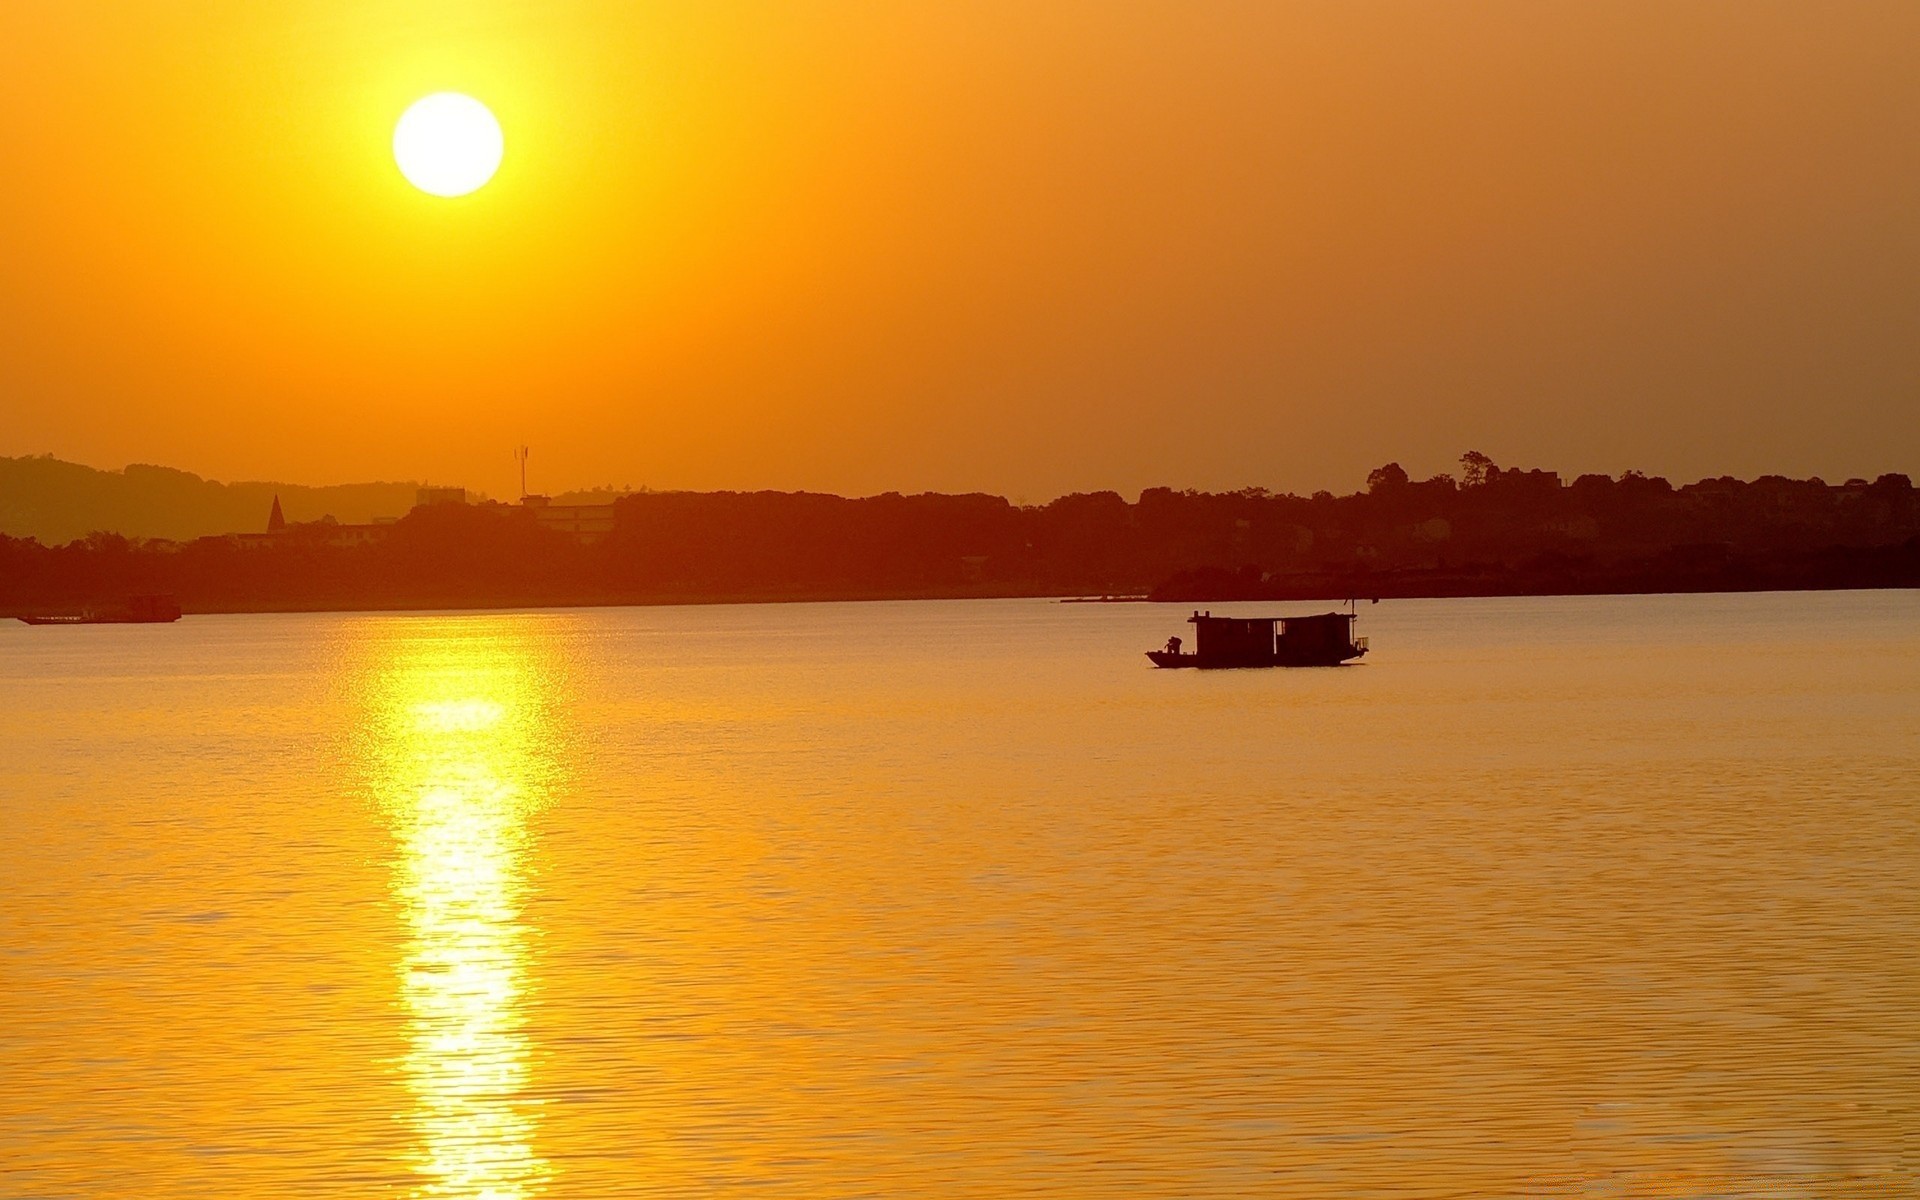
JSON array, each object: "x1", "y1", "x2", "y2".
[{"x1": 1186, "y1": 610, "x2": 1352, "y2": 625}]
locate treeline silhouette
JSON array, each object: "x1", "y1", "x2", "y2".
[{"x1": 2, "y1": 454, "x2": 1916, "y2": 615}]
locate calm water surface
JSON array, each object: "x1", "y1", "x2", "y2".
[{"x1": 3, "y1": 593, "x2": 1917, "y2": 1198}]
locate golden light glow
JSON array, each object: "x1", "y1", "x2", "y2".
[
  {"x1": 394, "y1": 93, "x2": 504, "y2": 198},
  {"x1": 8, "y1": 7, "x2": 1914, "y2": 494},
  {"x1": 361, "y1": 618, "x2": 561, "y2": 1199}
]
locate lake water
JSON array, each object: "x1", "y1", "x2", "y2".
[{"x1": 3, "y1": 592, "x2": 1917, "y2": 1198}]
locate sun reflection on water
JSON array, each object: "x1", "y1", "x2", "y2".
[{"x1": 361, "y1": 621, "x2": 564, "y2": 1200}]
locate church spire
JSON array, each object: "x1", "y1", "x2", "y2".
[{"x1": 267, "y1": 495, "x2": 286, "y2": 533}]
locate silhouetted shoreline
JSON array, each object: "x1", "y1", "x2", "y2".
[{"x1": 4, "y1": 453, "x2": 1916, "y2": 618}]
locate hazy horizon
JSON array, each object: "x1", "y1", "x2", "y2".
[
  {"x1": 8, "y1": 445, "x2": 1913, "y2": 516},
  {"x1": 9, "y1": 437, "x2": 1920, "y2": 510}
]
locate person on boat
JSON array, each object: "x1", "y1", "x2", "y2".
[{"x1": 1165, "y1": 635, "x2": 1182, "y2": 655}]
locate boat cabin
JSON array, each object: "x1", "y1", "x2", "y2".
[
  {"x1": 1154, "y1": 609, "x2": 1367, "y2": 668},
  {"x1": 1188, "y1": 613, "x2": 1276, "y2": 663}
]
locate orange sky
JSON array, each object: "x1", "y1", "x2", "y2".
[{"x1": 2, "y1": 1, "x2": 1916, "y2": 499}]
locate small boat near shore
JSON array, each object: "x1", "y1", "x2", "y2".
[
  {"x1": 1149, "y1": 609, "x2": 1367, "y2": 668},
  {"x1": 16, "y1": 594, "x2": 183, "y2": 625}
]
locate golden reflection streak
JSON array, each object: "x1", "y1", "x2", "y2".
[{"x1": 361, "y1": 622, "x2": 561, "y2": 1200}]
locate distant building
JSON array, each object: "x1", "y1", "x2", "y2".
[
  {"x1": 236, "y1": 497, "x2": 284, "y2": 548},
  {"x1": 416, "y1": 486, "x2": 467, "y2": 507},
  {"x1": 519, "y1": 494, "x2": 616, "y2": 543},
  {"x1": 238, "y1": 496, "x2": 394, "y2": 549},
  {"x1": 319, "y1": 523, "x2": 391, "y2": 548}
]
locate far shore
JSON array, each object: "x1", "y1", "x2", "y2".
[
  {"x1": 7, "y1": 456, "x2": 1915, "y2": 620},
  {"x1": 8, "y1": 577, "x2": 1915, "y2": 624}
]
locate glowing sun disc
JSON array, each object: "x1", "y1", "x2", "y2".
[{"x1": 394, "y1": 93, "x2": 503, "y2": 197}]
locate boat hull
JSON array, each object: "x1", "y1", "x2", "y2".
[
  {"x1": 17, "y1": 613, "x2": 182, "y2": 625},
  {"x1": 1146, "y1": 647, "x2": 1365, "y2": 669},
  {"x1": 17, "y1": 595, "x2": 182, "y2": 625}
]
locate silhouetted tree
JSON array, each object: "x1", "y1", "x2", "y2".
[
  {"x1": 1460, "y1": 450, "x2": 1496, "y2": 487},
  {"x1": 1366, "y1": 463, "x2": 1410, "y2": 493}
]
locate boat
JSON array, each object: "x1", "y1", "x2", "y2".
[
  {"x1": 1149, "y1": 609, "x2": 1367, "y2": 668},
  {"x1": 16, "y1": 594, "x2": 183, "y2": 625}
]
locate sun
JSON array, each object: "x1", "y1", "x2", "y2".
[{"x1": 393, "y1": 93, "x2": 503, "y2": 198}]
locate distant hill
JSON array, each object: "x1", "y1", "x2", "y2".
[{"x1": 0, "y1": 456, "x2": 426, "y2": 544}]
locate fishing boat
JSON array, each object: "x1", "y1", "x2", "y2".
[
  {"x1": 1149, "y1": 610, "x2": 1366, "y2": 668},
  {"x1": 16, "y1": 594, "x2": 183, "y2": 625}
]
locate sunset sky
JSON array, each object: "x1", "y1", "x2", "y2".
[{"x1": 2, "y1": 1, "x2": 1915, "y2": 500}]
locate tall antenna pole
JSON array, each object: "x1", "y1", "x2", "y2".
[{"x1": 515, "y1": 445, "x2": 530, "y2": 498}]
